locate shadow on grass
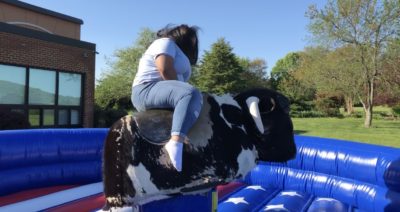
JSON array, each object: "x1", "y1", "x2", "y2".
[{"x1": 294, "y1": 130, "x2": 308, "y2": 135}]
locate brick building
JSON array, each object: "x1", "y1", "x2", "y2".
[{"x1": 0, "y1": 0, "x2": 96, "y2": 128}]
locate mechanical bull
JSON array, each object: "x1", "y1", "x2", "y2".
[{"x1": 102, "y1": 88, "x2": 296, "y2": 210}]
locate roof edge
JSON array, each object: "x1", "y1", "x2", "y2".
[
  {"x1": 1, "y1": 0, "x2": 84, "y2": 25},
  {"x1": 0, "y1": 22, "x2": 95, "y2": 50}
]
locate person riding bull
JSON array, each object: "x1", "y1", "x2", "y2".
[{"x1": 131, "y1": 24, "x2": 201, "y2": 172}]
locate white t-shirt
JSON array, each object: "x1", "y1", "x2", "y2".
[{"x1": 132, "y1": 38, "x2": 191, "y2": 87}]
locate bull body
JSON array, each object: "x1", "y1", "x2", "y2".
[{"x1": 102, "y1": 88, "x2": 296, "y2": 210}]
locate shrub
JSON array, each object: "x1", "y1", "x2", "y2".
[
  {"x1": 315, "y1": 96, "x2": 342, "y2": 117},
  {"x1": 94, "y1": 105, "x2": 128, "y2": 128},
  {"x1": 374, "y1": 111, "x2": 392, "y2": 120},
  {"x1": 342, "y1": 107, "x2": 395, "y2": 120},
  {"x1": 392, "y1": 105, "x2": 400, "y2": 118},
  {"x1": 291, "y1": 110, "x2": 327, "y2": 118},
  {"x1": 0, "y1": 108, "x2": 30, "y2": 130},
  {"x1": 291, "y1": 101, "x2": 314, "y2": 111},
  {"x1": 289, "y1": 100, "x2": 332, "y2": 118},
  {"x1": 345, "y1": 111, "x2": 363, "y2": 118}
]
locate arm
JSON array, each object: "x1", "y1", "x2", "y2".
[{"x1": 155, "y1": 54, "x2": 177, "y2": 80}]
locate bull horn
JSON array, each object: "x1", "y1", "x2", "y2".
[{"x1": 246, "y1": 96, "x2": 265, "y2": 134}]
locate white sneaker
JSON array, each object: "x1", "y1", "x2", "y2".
[{"x1": 165, "y1": 139, "x2": 183, "y2": 172}]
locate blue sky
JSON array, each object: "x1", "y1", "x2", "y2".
[{"x1": 21, "y1": 0, "x2": 327, "y2": 80}]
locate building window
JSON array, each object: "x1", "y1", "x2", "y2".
[
  {"x1": 59, "y1": 72, "x2": 81, "y2": 106},
  {"x1": 0, "y1": 64, "x2": 83, "y2": 128},
  {"x1": 0, "y1": 64, "x2": 26, "y2": 104},
  {"x1": 43, "y1": 109, "x2": 55, "y2": 126},
  {"x1": 29, "y1": 68, "x2": 56, "y2": 105},
  {"x1": 58, "y1": 109, "x2": 69, "y2": 125},
  {"x1": 71, "y1": 109, "x2": 80, "y2": 125},
  {"x1": 29, "y1": 109, "x2": 40, "y2": 126}
]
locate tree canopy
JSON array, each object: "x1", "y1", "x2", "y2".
[
  {"x1": 270, "y1": 52, "x2": 302, "y2": 90},
  {"x1": 307, "y1": 0, "x2": 400, "y2": 127},
  {"x1": 237, "y1": 57, "x2": 269, "y2": 89},
  {"x1": 95, "y1": 28, "x2": 156, "y2": 109},
  {"x1": 194, "y1": 38, "x2": 246, "y2": 95}
]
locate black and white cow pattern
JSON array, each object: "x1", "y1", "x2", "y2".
[{"x1": 102, "y1": 88, "x2": 296, "y2": 211}]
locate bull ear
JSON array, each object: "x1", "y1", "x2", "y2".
[
  {"x1": 221, "y1": 105, "x2": 243, "y2": 125},
  {"x1": 246, "y1": 96, "x2": 264, "y2": 134},
  {"x1": 276, "y1": 94, "x2": 290, "y2": 114}
]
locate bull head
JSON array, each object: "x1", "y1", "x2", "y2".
[{"x1": 234, "y1": 88, "x2": 296, "y2": 162}]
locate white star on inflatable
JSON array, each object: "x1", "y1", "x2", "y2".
[
  {"x1": 224, "y1": 197, "x2": 249, "y2": 205},
  {"x1": 280, "y1": 191, "x2": 302, "y2": 197},
  {"x1": 263, "y1": 204, "x2": 288, "y2": 211},
  {"x1": 245, "y1": 185, "x2": 266, "y2": 191}
]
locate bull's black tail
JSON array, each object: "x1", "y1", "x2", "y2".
[{"x1": 102, "y1": 116, "x2": 136, "y2": 209}]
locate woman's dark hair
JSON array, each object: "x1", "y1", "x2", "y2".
[{"x1": 157, "y1": 24, "x2": 199, "y2": 65}]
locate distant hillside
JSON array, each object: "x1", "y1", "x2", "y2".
[
  {"x1": 0, "y1": 80, "x2": 80, "y2": 105},
  {"x1": 0, "y1": 80, "x2": 25, "y2": 104}
]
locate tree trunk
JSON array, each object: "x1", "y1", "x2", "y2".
[
  {"x1": 344, "y1": 96, "x2": 354, "y2": 115},
  {"x1": 359, "y1": 83, "x2": 374, "y2": 128},
  {"x1": 364, "y1": 79, "x2": 374, "y2": 128},
  {"x1": 364, "y1": 106, "x2": 373, "y2": 128}
]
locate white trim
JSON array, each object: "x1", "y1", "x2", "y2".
[
  {"x1": 0, "y1": 182, "x2": 103, "y2": 211},
  {"x1": 6, "y1": 21, "x2": 54, "y2": 34}
]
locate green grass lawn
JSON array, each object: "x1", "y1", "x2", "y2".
[
  {"x1": 292, "y1": 117, "x2": 400, "y2": 148},
  {"x1": 340, "y1": 105, "x2": 393, "y2": 113}
]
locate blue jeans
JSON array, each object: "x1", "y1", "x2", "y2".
[{"x1": 131, "y1": 80, "x2": 203, "y2": 137}]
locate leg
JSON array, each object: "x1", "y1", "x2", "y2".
[
  {"x1": 132, "y1": 80, "x2": 202, "y2": 136},
  {"x1": 131, "y1": 81, "x2": 203, "y2": 171}
]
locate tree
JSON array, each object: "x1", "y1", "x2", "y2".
[
  {"x1": 270, "y1": 52, "x2": 302, "y2": 90},
  {"x1": 237, "y1": 57, "x2": 270, "y2": 89},
  {"x1": 270, "y1": 52, "x2": 315, "y2": 103},
  {"x1": 299, "y1": 46, "x2": 363, "y2": 115},
  {"x1": 381, "y1": 39, "x2": 400, "y2": 102},
  {"x1": 195, "y1": 38, "x2": 245, "y2": 95},
  {"x1": 95, "y1": 28, "x2": 156, "y2": 109},
  {"x1": 307, "y1": 0, "x2": 400, "y2": 127},
  {"x1": 326, "y1": 46, "x2": 362, "y2": 114}
]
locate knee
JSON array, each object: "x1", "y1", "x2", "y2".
[
  {"x1": 191, "y1": 87, "x2": 202, "y2": 101},
  {"x1": 182, "y1": 86, "x2": 202, "y2": 101},
  {"x1": 190, "y1": 88, "x2": 203, "y2": 108},
  {"x1": 189, "y1": 88, "x2": 203, "y2": 116}
]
